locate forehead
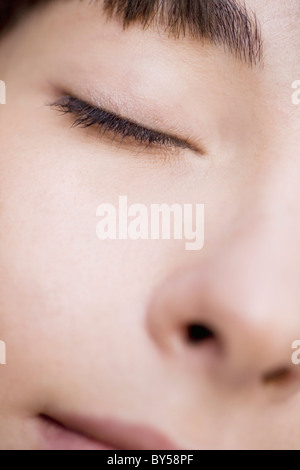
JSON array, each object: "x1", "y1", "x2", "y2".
[
  {"x1": 245, "y1": 0, "x2": 300, "y2": 50},
  {"x1": 246, "y1": 0, "x2": 300, "y2": 85}
]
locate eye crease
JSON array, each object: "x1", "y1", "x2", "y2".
[{"x1": 49, "y1": 95, "x2": 199, "y2": 153}]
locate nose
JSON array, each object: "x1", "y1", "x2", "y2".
[{"x1": 146, "y1": 201, "x2": 300, "y2": 390}]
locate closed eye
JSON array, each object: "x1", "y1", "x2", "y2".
[{"x1": 49, "y1": 95, "x2": 199, "y2": 153}]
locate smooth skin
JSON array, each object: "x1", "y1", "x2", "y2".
[{"x1": 0, "y1": 0, "x2": 299, "y2": 449}]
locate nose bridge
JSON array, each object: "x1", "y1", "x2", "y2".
[
  {"x1": 200, "y1": 151, "x2": 300, "y2": 371},
  {"x1": 223, "y1": 131, "x2": 300, "y2": 291},
  {"x1": 209, "y1": 158, "x2": 300, "y2": 325}
]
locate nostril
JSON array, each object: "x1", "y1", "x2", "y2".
[
  {"x1": 186, "y1": 324, "x2": 215, "y2": 344},
  {"x1": 262, "y1": 368, "x2": 291, "y2": 385}
]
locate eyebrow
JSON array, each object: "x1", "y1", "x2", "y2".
[{"x1": 102, "y1": 0, "x2": 264, "y2": 67}]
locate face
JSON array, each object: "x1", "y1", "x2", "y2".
[{"x1": 0, "y1": 0, "x2": 299, "y2": 450}]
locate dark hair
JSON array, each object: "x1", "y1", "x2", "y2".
[
  {"x1": 0, "y1": 0, "x2": 41, "y2": 31},
  {"x1": 0, "y1": 0, "x2": 262, "y2": 64}
]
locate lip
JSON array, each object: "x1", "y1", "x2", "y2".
[{"x1": 39, "y1": 414, "x2": 179, "y2": 450}]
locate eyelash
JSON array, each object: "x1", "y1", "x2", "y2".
[{"x1": 50, "y1": 95, "x2": 191, "y2": 151}]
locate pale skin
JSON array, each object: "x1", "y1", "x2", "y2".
[{"x1": 0, "y1": 0, "x2": 299, "y2": 449}]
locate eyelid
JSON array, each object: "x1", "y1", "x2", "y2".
[{"x1": 49, "y1": 95, "x2": 200, "y2": 153}]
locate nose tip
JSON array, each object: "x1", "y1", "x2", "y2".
[{"x1": 146, "y1": 263, "x2": 300, "y2": 392}]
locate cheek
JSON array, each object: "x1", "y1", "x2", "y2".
[
  {"x1": 0, "y1": 114, "x2": 167, "y2": 360},
  {"x1": 0, "y1": 119, "x2": 117, "y2": 375},
  {"x1": 0, "y1": 96, "x2": 213, "y2": 410},
  {"x1": 0, "y1": 137, "x2": 114, "y2": 322},
  {"x1": 0, "y1": 137, "x2": 146, "y2": 413},
  {"x1": 0, "y1": 127, "x2": 180, "y2": 415}
]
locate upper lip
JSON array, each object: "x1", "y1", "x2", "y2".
[{"x1": 41, "y1": 413, "x2": 179, "y2": 450}]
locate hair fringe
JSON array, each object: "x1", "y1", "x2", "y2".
[{"x1": 0, "y1": 0, "x2": 263, "y2": 64}]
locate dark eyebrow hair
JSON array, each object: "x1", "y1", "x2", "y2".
[
  {"x1": 1, "y1": 0, "x2": 263, "y2": 66},
  {"x1": 103, "y1": 0, "x2": 263, "y2": 66}
]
